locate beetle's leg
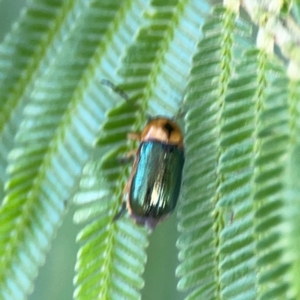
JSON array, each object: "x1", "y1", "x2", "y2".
[
  {"x1": 114, "y1": 130, "x2": 140, "y2": 221},
  {"x1": 113, "y1": 202, "x2": 127, "y2": 221},
  {"x1": 116, "y1": 132, "x2": 140, "y2": 163},
  {"x1": 113, "y1": 180, "x2": 130, "y2": 221},
  {"x1": 118, "y1": 148, "x2": 138, "y2": 163},
  {"x1": 127, "y1": 132, "x2": 141, "y2": 141},
  {"x1": 125, "y1": 148, "x2": 138, "y2": 159}
]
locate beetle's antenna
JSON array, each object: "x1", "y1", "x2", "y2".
[
  {"x1": 101, "y1": 79, "x2": 129, "y2": 101},
  {"x1": 145, "y1": 113, "x2": 152, "y2": 121},
  {"x1": 101, "y1": 78, "x2": 151, "y2": 118}
]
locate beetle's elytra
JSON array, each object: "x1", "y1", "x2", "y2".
[{"x1": 119, "y1": 117, "x2": 185, "y2": 230}]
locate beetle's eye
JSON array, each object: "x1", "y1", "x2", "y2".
[{"x1": 163, "y1": 122, "x2": 174, "y2": 137}]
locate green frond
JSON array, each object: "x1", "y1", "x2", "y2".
[
  {"x1": 252, "y1": 61, "x2": 291, "y2": 300},
  {"x1": 177, "y1": 5, "x2": 253, "y2": 299},
  {"x1": 288, "y1": 79, "x2": 300, "y2": 144},
  {"x1": 0, "y1": 0, "x2": 141, "y2": 298},
  {"x1": 217, "y1": 47, "x2": 292, "y2": 300},
  {"x1": 117, "y1": 0, "x2": 210, "y2": 117},
  {"x1": 140, "y1": 0, "x2": 210, "y2": 116},
  {"x1": 1, "y1": 0, "x2": 300, "y2": 299},
  {"x1": 218, "y1": 49, "x2": 260, "y2": 300},
  {"x1": 74, "y1": 141, "x2": 149, "y2": 299},
  {"x1": 285, "y1": 140, "x2": 300, "y2": 299},
  {"x1": 73, "y1": 1, "x2": 210, "y2": 299},
  {"x1": 0, "y1": 1, "x2": 68, "y2": 200},
  {"x1": 73, "y1": 90, "x2": 145, "y2": 300}
]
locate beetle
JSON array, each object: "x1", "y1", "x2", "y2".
[{"x1": 101, "y1": 80, "x2": 185, "y2": 230}]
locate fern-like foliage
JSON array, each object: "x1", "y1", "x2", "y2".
[
  {"x1": 176, "y1": 5, "x2": 253, "y2": 299},
  {"x1": 74, "y1": 102, "x2": 148, "y2": 299},
  {"x1": 73, "y1": 0, "x2": 209, "y2": 298},
  {"x1": 177, "y1": 2, "x2": 299, "y2": 299},
  {"x1": 0, "y1": 0, "x2": 141, "y2": 298},
  {"x1": 287, "y1": 13, "x2": 300, "y2": 293},
  {"x1": 1, "y1": 0, "x2": 300, "y2": 299},
  {"x1": 0, "y1": 1, "x2": 68, "y2": 202},
  {"x1": 253, "y1": 65, "x2": 290, "y2": 299},
  {"x1": 285, "y1": 65, "x2": 300, "y2": 298},
  {"x1": 218, "y1": 49, "x2": 261, "y2": 300},
  {"x1": 220, "y1": 51, "x2": 290, "y2": 300}
]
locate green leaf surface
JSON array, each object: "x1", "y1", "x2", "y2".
[
  {"x1": 0, "y1": 0, "x2": 142, "y2": 298},
  {"x1": 218, "y1": 49, "x2": 260, "y2": 300},
  {"x1": 177, "y1": 5, "x2": 254, "y2": 299},
  {"x1": 252, "y1": 64, "x2": 291, "y2": 300},
  {"x1": 73, "y1": 0, "x2": 209, "y2": 299},
  {"x1": 1, "y1": 0, "x2": 300, "y2": 299}
]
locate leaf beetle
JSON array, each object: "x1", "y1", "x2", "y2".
[{"x1": 102, "y1": 80, "x2": 185, "y2": 230}]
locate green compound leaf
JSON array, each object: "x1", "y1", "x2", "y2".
[
  {"x1": 253, "y1": 64, "x2": 291, "y2": 300},
  {"x1": 176, "y1": 5, "x2": 253, "y2": 299},
  {"x1": 1, "y1": 0, "x2": 300, "y2": 299},
  {"x1": 285, "y1": 78, "x2": 300, "y2": 300},
  {"x1": 0, "y1": 0, "x2": 139, "y2": 298},
  {"x1": 73, "y1": 0, "x2": 210, "y2": 299},
  {"x1": 177, "y1": 3, "x2": 297, "y2": 299},
  {"x1": 73, "y1": 112, "x2": 144, "y2": 300},
  {"x1": 0, "y1": 1, "x2": 69, "y2": 202},
  {"x1": 218, "y1": 49, "x2": 260, "y2": 300},
  {"x1": 219, "y1": 50, "x2": 291, "y2": 300}
]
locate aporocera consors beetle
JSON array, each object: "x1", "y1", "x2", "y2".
[{"x1": 102, "y1": 80, "x2": 185, "y2": 230}]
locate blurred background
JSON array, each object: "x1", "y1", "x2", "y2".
[{"x1": 0, "y1": 1, "x2": 184, "y2": 299}]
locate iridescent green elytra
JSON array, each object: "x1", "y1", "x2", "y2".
[
  {"x1": 129, "y1": 141, "x2": 184, "y2": 228},
  {"x1": 124, "y1": 117, "x2": 185, "y2": 230}
]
